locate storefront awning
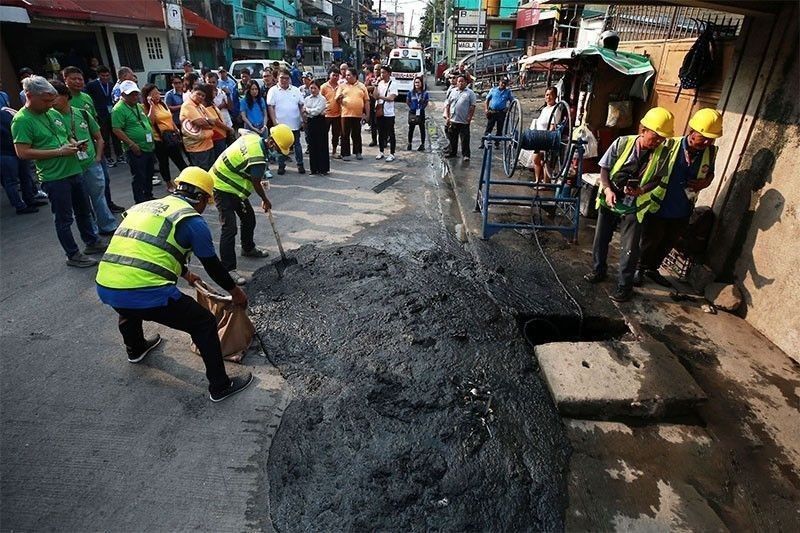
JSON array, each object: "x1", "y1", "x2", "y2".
[
  {"x1": 6, "y1": 0, "x2": 164, "y2": 26},
  {"x1": 182, "y1": 7, "x2": 227, "y2": 40}
]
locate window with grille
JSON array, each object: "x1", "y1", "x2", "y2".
[
  {"x1": 243, "y1": 0, "x2": 257, "y2": 25},
  {"x1": 114, "y1": 32, "x2": 143, "y2": 71},
  {"x1": 145, "y1": 37, "x2": 164, "y2": 60}
]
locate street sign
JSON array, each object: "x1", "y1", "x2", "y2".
[
  {"x1": 357, "y1": 24, "x2": 369, "y2": 37},
  {"x1": 165, "y1": 2, "x2": 182, "y2": 30},
  {"x1": 457, "y1": 40, "x2": 485, "y2": 52},
  {"x1": 368, "y1": 16, "x2": 387, "y2": 30},
  {"x1": 457, "y1": 9, "x2": 486, "y2": 26},
  {"x1": 431, "y1": 32, "x2": 442, "y2": 48},
  {"x1": 454, "y1": 26, "x2": 486, "y2": 38}
]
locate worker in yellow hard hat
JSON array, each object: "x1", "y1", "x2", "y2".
[
  {"x1": 635, "y1": 108, "x2": 723, "y2": 287},
  {"x1": 96, "y1": 166, "x2": 253, "y2": 402},
  {"x1": 210, "y1": 123, "x2": 294, "y2": 285},
  {"x1": 585, "y1": 106, "x2": 675, "y2": 302}
]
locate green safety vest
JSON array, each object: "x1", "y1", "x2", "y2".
[
  {"x1": 210, "y1": 134, "x2": 266, "y2": 198},
  {"x1": 637, "y1": 138, "x2": 716, "y2": 217},
  {"x1": 96, "y1": 195, "x2": 199, "y2": 290},
  {"x1": 596, "y1": 135, "x2": 668, "y2": 221}
]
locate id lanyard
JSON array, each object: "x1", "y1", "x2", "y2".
[
  {"x1": 129, "y1": 103, "x2": 153, "y2": 141},
  {"x1": 37, "y1": 112, "x2": 68, "y2": 147}
]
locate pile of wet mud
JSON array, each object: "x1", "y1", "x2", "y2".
[{"x1": 249, "y1": 244, "x2": 570, "y2": 531}]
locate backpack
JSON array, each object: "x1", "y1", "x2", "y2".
[{"x1": 676, "y1": 22, "x2": 717, "y2": 103}]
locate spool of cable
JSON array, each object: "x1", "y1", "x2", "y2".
[{"x1": 520, "y1": 129, "x2": 561, "y2": 151}]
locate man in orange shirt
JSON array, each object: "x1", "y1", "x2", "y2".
[
  {"x1": 320, "y1": 70, "x2": 342, "y2": 158},
  {"x1": 335, "y1": 68, "x2": 370, "y2": 161}
]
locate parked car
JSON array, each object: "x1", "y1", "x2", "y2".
[
  {"x1": 229, "y1": 59, "x2": 291, "y2": 87},
  {"x1": 147, "y1": 70, "x2": 183, "y2": 94}
]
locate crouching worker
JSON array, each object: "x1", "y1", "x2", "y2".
[
  {"x1": 96, "y1": 167, "x2": 253, "y2": 402},
  {"x1": 584, "y1": 107, "x2": 674, "y2": 303}
]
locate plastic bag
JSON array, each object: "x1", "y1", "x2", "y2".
[
  {"x1": 606, "y1": 100, "x2": 633, "y2": 128},
  {"x1": 572, "y1": 125, "x2": 599, "y2": 159},
  {"x1": 191, "y1": 280, "x2": 255, "y2": 363}
]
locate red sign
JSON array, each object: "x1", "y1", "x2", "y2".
[{"x1": 516, "y1": 2, "x2": 541, "y2": 30}]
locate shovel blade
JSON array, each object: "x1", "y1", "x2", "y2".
[{"x1": 273, "y1": 256, "x2": 299, "y2": 277}]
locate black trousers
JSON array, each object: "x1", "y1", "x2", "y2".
[
  {"x1": 368, "y1": 98, "x2": 378, "y2": 143},
  {"x1": 127, "y1": 150, "x2": 155, "y2": 204},
  {"x1": 639, "y1": 214, "x2": 690, "y2": 271},
  {"x1": 446, "y1": 122, "x2": 471, "y2": 157},
  {"x1": 341, "y1": 117, "x2": 363, "y2": 157},
  {"x1": 113, "y1": 294, "x2": 230, "y2": 394},
  {"x1": 408, "y1": 114, "x2": 426, "y2": 146},
  {"x1": 154, "y1": 140, "x2": 187, "y2": 183},
  {"x1": 327, "y1": 117, "x2": 341, "y2": 152},
  {"x1": 99, "y1": 113, "x2": 122, "y2": 159},
  {"x1": 306, "y1": 115, "x2": 330, "y2": 174},
  {"x1": 484, "y1": 110, "x2": 507, "y2": 141},
  {"x1": 215, "y1": 189, "x2": 256, "y2": 271},
  {"x1": 591, "y1": 207, "x2": 642, "y2": 289},
  {"x1": 377, "y1": 115, "x2": 396, "y2": 154}
]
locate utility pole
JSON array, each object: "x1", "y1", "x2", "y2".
[
  {"x1": 432, "y1": 1, "x2": 437, "y2": 63},
  {"x1": 394, "y1": 0, "x2": 399, "y2": 48},
  {"x1": 443, "y1": 0, "x2": 450, "y2": 65}
]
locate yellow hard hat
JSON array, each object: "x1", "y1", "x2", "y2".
[
  {"x1": 269, "y1": 124, "x2": 295, "y2": 156},
  {"x1": 688, "y1": 108, "x2": 723, "y2": 138},
  {"x1": 174, "y1": 166, "x2": 214, "y2": 197},
  {"x1": 639, "y1": 107, "x2": 675, "y2": 138}
]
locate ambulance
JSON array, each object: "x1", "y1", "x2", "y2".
[{"x1": 386, "y1": 47, "x2": 425, "y2": 99}]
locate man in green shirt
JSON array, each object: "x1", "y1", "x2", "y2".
[
  {"x1": 112, "y1": 80, "x2": 156, "y2": 204},
  {"x1": 51, "y1": 80, "x2": 119, "y2": 235},
  {"x1": 12, "y1": 76, "x2": 106, "y2": 268}
]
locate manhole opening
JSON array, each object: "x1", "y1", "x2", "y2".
[{"x1": 519, "y1": 314, "x2": 630, "y2": 347}]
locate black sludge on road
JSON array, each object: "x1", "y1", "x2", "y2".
[{"x1": 250, "y1": 244, "x2": 570, "y2": 531}]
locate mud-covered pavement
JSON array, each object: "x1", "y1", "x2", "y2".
[{"x1": 247, "y1": 110, "x2": 572, "y2": 530}]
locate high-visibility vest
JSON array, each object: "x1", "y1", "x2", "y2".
[
  {"x1": 210, "y1": 134, "x2": 266, "y2": 198},
  {"x1": 96, "y1": 195, "x2": 199, "y2": 290},
  {"x1": 596, "y1": 135, "x2": 668, "y2": 221},
  {"x1": 638, "y1": 138, "x2": 716, "y2": 216}
]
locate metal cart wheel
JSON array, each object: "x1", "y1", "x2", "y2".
[
  {"x1": 544, "y1": 100, "x2": 573, "y2": 180},
  {"x1": 501, "y1": 98, "x2": 523, "y2": 178}
]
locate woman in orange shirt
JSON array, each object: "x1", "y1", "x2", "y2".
[
  {"x1": 142, "y1": 83, "x2": 187, "y2": 191},
  {"x1": 196, "y1": 83, "x2": 234, "y2": 159},
  {"x1": 179, "y1": 82, "x2": 216, "y2": 170}
]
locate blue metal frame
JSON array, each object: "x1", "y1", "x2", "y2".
[{"x1": 474, "y1": 132, "x2": 586, "y2": 241}]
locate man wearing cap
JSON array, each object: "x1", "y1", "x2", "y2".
[
  {"x1": 585, "y1": 107, "x2": 675, "y2": 302},
  {"x1": 183, "y1": 61, "x2": 194, "y2": 75},
  {"x1": 96, "y1": 166, "x2": 253, "y2": 402},
  {"x1": 12, "y1": 76, "x2": 106, "y2": 267},
  {"x1": 483, "y1": 77, "x2": 514, "y2": 149},
  {"x1": 210, "y1": 125, "x2": 294, "y2": 285},
  {"x1": 112, "y1": 80, "x2": 157, "y2": 204},
  {"x1": 300, "y1": 71, "x2": 314, "y2": 98},
  {"x1": 635, "y1": 108, "x2": 722, "y2": 287},
  {"x1": 266, "y1": 69, "x2": 305, "y2": 175}
]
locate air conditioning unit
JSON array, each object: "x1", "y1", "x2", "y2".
[{"x1": 499, "y1": 30, "x2": 513, "y2": 40}]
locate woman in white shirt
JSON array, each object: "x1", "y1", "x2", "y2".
[
  {"x1": 520, "y1": 86, "x2": 561, "y2": 185},
  {"x1": 303, "y1": 83, "x2": 330, "y2": 175}
]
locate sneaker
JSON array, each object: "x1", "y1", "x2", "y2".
[
  {"x1": 126, "y1": 334, "x2": 162, "y2": 363},
  {"x1": 277, "y1": 167, "x2": 286, "y2": 175},
  {"x1": 583, "y1": 271, "x2": 607, "y2": 283},
  {"x1": 66, "y1": 252, "x2": 98, "y2": 268},
  {"x1": 333, "y1": 153, "x2": 342, "y2": 159},
  {"x1": 463, "y1": 156, "x2": 470, "y2": 161},
  {"x1": 117, "y1": 154, "x2": 127, "y2": 164},
  {"x1": 34, "y1": 190, "x2": 48, "y2": 200},
  {"x1": 645, "y1": 269, "x2": 672, "y2": 288},
  {"x1": 406, "y1": 144, "x2": 412, "y2": 151},
  {"x1": 633, "y1": 269, "x2": 644, "y2": 288},
  {"x1": 355, "y1": 154, "x2": 363, "y2": 160},
  {"x1": 368, "y1": 141, "x2": 377, "y2": 147},
  {"x1": 109, "y1": 203, "x2": 126, "y2": 214},
  {"x1": 105, "y1": 157, "x2": 116, "y2": 168},
  {"x1": 264, "y1": 170, "x2": 273, "y2": 179},
  {"x1": 417, "y1": 145, "x2": 425, "y2": 152},
  {"x1": 16, "y1": 205, "x2": 39, "y2": 214},
  {"x1": 385, "y1": 154, "x2": 395, "y2": 162},
  {"x1": 298, "y1": 165, "x2": 306, "y2": 174},
  {"x1": 209, "y1": 372, "x2": 254, "y2": 402},
  {"x1": 341, "y1": 155, "x2": 352, "y2": 161},
  {"x1": 376, "y1": 152, "x2": 384, "y2": 160},
  {"x1": 152, "y1": 176, "x2": 162, "y2": 185},
  {"x1": 83, "y1": 240, "x2": 108, "y2": 255},
  {"x1": 229, "y1": 269, "x2": 246, "y2": 285},
  {"x1": 242, "y1": 247, "x2": 269, "y2": 258},
  {"x1": 31, "y1": 200, "x2": 49, "y2": 207},
  {"x1": 609, "y1": 286, "x2": 634, "y2": 303}
]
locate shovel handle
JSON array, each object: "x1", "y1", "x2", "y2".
[{"x1": 267, "y1": 210, "x2": 288, "y2": 260}]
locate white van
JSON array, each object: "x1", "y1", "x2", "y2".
[
  {"x1": 386, "y1": 48, "x2": 425, "y2": 99},
  {"x1": 229, "y1": 59, "x2": 291, "y2": 87}
]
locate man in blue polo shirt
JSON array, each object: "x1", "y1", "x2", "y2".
[{"x1": 482, "y1": 77, "x2": 513, "y2": 149}]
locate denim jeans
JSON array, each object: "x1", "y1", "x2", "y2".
[
  {"x1": 127, "y1": 150, "x2": 155, "y2": 204},
  {"x1": 0, "y1": 154, "x2": 37, "y2": 209},
  {"x1": 41, "y1": 174, "x2": 100, "y2": 257},
  {"x1": 80, "y1": 162, "x2": 118, "y2": 234},
  {"x1": 278, "y1": 130, "x2": 303, "y2": 169}
]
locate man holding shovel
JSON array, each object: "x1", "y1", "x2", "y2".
[
  {"x1": 96, "y1": 167, "x2": 253, "y2": 402},
  {"x1": 209, "y1": 124, "x2": 295, "y2": 285}
]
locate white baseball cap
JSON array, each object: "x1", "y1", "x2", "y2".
[{"x1": 119, "y1": 80, "x2": 140, "y2": 95}]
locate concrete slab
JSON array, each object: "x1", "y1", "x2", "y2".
[{"x1": 535, "y1": 341, "x2": 707, "y2": 419}]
